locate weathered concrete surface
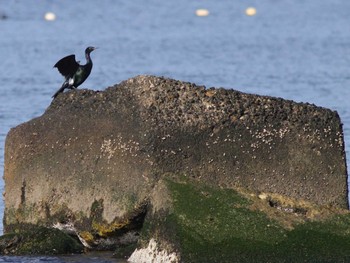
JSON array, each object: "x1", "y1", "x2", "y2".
[{"x1": 3, "y1": 75, "x2": 348, "y2": 256}]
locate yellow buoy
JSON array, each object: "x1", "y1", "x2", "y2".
[
  {"x1": 245, "y1": 7, "x2": 257, "y2": 16},
  {"x1": 44, "y1": 12, "x2": 56, "y2": 21},
  {"x1": 195, "y1": 9, "x2": 209, "y2": 17}
]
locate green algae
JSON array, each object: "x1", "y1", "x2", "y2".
[
  {"x1": 165, "y1": 179, "x2": 350, "y2": 263},
  {"x1": 0, "y1": 226, "x2": 83, "y2": 255}
]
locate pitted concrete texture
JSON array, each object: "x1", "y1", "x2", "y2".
[{"x1": 3, "y1": 75, "x2": 348, "y2": 234}]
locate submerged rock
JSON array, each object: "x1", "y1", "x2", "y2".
[
  {"x1": 2, "y1": 75, "x2": 348, "y2": 260},
  {"x1": 0, "y1": 226, "x2": 83, "y2": 255}
]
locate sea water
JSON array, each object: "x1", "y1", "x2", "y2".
[{"x1": 0, "y1": 0, "x2": 349, "y2": 262}]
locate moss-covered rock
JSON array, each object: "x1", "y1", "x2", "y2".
[
  {"x1": 131, "y1": 178, "x2": 350, "y2": 263},
  {"x1": 0, "y1": 226, "x2": 83, "y2": 255}
]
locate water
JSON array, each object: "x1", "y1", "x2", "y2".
[
  {"x1": 0, "y1": 252, "x2": 125, "y2": 263},
  {"x1": 0, "y1": 0, "x2": 349, "y2": 261}
]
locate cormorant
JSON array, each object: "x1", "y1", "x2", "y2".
[{"x1": 52, "y1": 46, "x2": 97, "y2": 98}]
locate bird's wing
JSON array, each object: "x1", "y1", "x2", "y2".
[{"x1": 54, "y1": 54, "x2": 79, "y2": 78}]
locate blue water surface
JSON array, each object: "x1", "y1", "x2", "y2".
[{"x1": 0, "y1": 0, "x2": 350, "y2": 262}]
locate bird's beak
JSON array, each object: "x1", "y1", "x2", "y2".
[{"x1": 93, "y1": 47, "x2": 99, "y2": 50}]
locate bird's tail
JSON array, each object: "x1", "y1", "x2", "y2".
[{"x1": 52, "y1": 81, "x2": 71, "y2": 99}]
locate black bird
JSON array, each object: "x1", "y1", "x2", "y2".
[{"x1": 52, "y1": 46, "x2": 97, "y2": 98}]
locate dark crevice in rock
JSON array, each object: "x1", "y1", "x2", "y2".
[
  {"x1": 20, "y1": 180, "x2": 26, "y2": 205},
  {"x1": 83, "y1": 200, "x2": 149, "y2": 251}
]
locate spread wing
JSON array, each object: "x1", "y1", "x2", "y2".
[{"x1": 54, "y1": 54, "x2": 79, "y2": 78}]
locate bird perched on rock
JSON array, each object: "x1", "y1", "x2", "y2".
[{"x1": 52, "y1": 46, "x2": 97, "y2": 98}]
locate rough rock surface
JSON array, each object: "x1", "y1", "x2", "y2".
[
  {"x1": 3, "y1": 75, "x2": 348, "y2": 257},
  {"x1": 0, "y1": 226, "x2": 83, "y2": 255}
]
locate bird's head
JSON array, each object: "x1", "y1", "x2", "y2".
[{"x1": 85, "y1": 46, "x2": 97, "y2": 54}]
